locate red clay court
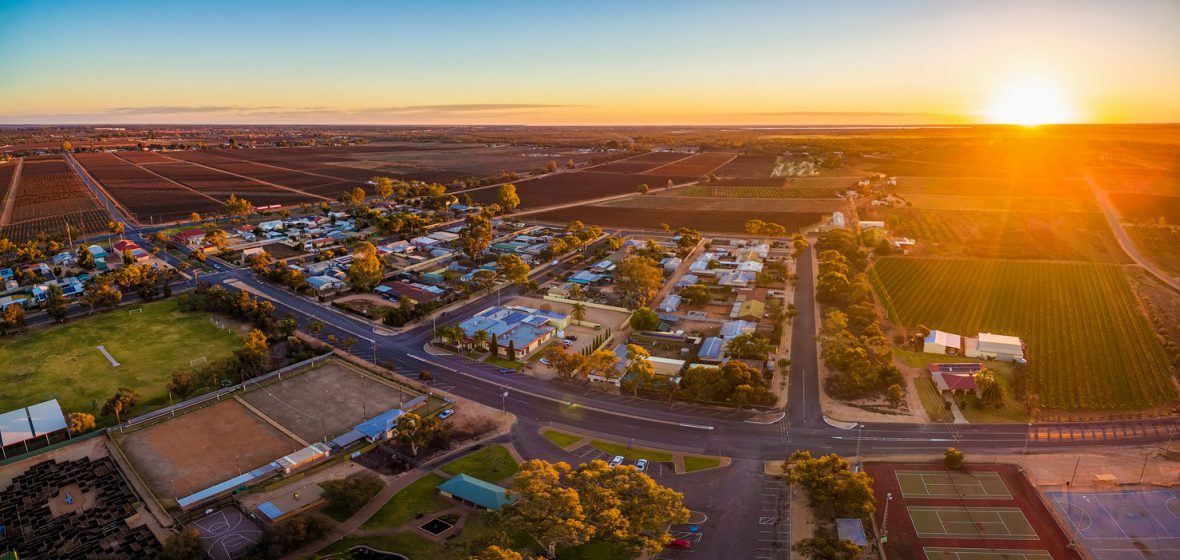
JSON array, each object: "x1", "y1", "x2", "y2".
[{"x1": 864, "y1": 462, "x2": 1081, "y2": 560}]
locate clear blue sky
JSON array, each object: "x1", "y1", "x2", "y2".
[{"x1": 2, "y1": 0, "x2": 1177, "y2": 124}]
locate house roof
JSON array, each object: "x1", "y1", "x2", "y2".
[
  {"x1": 836, "y1": 518, "x2": 869, "y2": 546},
  {"x1": 699, "y1": 336, "x2": 725, "y2": 360},
  {"x1": 738, "y1": 299, "x2": 765, "y2": 318},
  {"x1": 355, "y1": 408, "x2": 405, "y2": 440},
  {"x1": 437, "y1": 473, "x2": 515, "y2": 510},
  {"x1": 978, "y1": 332, "x2": 1023, "y2": 353},
  {"x1": 924, "y1": 330, "x2": 962, "y2": 348},
  {"x1": 932, "y1": 372, "x2": 977, "y2": 392}
]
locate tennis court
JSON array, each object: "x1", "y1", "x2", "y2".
[
  {"x1": 898, "y1": 470, "x2": 1013, "y2": 499},
  {"x1": 924, "y1": 547, "x2": 1052, "y2": 560},
  {"x1": 909, "y1": 506, "x2": 1039, "y2": 540},
  {"x1": 1047, "y1": 489, "x2": 1180, "y2": 560}
]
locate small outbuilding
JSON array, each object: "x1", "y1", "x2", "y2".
[
  {"x1": 923, "y1": 330, "x2": 962, "y2": 356},
  {"x1": 437, "y1": 473, "x2": 516, "y2": 511}
]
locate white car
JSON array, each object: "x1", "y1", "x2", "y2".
[
  {"x1": 635, "y1": 459, "x2": 648, "y2": 472},
  {"x1": 609, "y1": 455, "x2": 625, "y2": 468},
  {"x1": 438, "y1": 409, "x2": 454, "y2": 420},
  {"x1": 540, "y1": 358, "x2": 551, "y2": 366}
]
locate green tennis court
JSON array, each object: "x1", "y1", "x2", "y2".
[
  {"x1": 896, "y1": 471, "x2": 1012, "y2": 499},
  {"x1": 909, "y1": 506, "x2": 1038, "y2": 540},
  {"x1": 925, "y1": 547, "x2": 1052, "y2": 560}
]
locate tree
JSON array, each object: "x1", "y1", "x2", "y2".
[
  {"x1": 615, "y1": 256, "x2": 663, "y2": 309},
  {"x1": 61, "y1": 140, "x2": 72, "y2": 152},
  {"x1": 373, "y1": 176, "x2": 395, "y2": 199},
  {"x1": 225, "y1": 194, "x2": 255, "y2": 216},
  {"x1": 66, "y1": 412, "x2": 95, "y2": 435},
  {"x1": 505, "y1": 460, "x2": 592, "y2": 558},
  {"x1": 82, "y1": 278, "x2": 122, "y2": 313},
  {"x1": 678, "y1": 361, "x2": 774, "y2": 406},
  {"x1": 945, "y1": 447, "x2": 965, "y2": 468},
  {"x1": 44, "y1": 283, "x2": 69, "y2": 323},
  {"x1": 570, "y1": 302, "x2": 587, "y2": 323},
  {"x1": 975, "y1": 369, "x2": 1005, "y2": 405},
  {"x1": 629, "y1": 307, "x2": 661, "y2": 331},
  {"x1": 673, "y1": 227, "x2": 701, "y2": 255},
  {"x1": 584, "y1": 349, "x2": 621, "y2": 382},
  {"x1": 622, "y1": 344, "x2": 656, "y2": 396},
  {"x1": 636, "y1": 183, "x2": 650, "y2": 194},
  {"x1": 168, "y1": 370, "x2": 197, "y2": 399},
  {"x1": 189, "y1": 212, "x2": 201, "y2": 222},
  {"x1": 724, "y1": 333, "x2": 772, "y2": 360},
  {"x1": 546, "y1": 160, "x2": 558, "y2": 172},
  {"x1": 497, "y1": 253, "x2": 531, "y2": 284},
  {"x1": 2, "y1": 303, "x2": 27, "y2": 334},
  {"x1": 256, "y1": 514, "x2": 332, "y2": 559},
  {"x1": 101, "y1": 387, "x2": 140, "y2": 417},
  {"x1": 459, "y1": 213, "x2": 494, "y2": 259},
  {"x1": 203, "y1": 228, "x2": 229, "y2": 251},
  {"x1": 473, "y1": 546, "x2": 541, "y2": 560},
  {"x1": 792, "y1": 536, "x2": 861, "y2": 560},
  {"x1": 308, "y1": 320, "x2": 324, "y2": 335},
  {"x1": 886, "y1": 383, "x2": 905, "y2": 408},
  {"x1": 784, "y1": 451, "x2": 876, "y2": 517},
  {"x1": 320, "y1": 472, "x2": 384, "y2": 519},
  {"x1": 498, "y1": 184, "x2": 521, "y2": 212},
  {"x1": 107, "y1": 221, "x2": 125, "y2": 238},
  {"x1": 77, "y1": 245, "x2": 95, "y2": 269},
  {"x1": 544, "y1": 346, "x2": 589, "y2": 380},
  {"x1": 393, "y1": 413, "x2": 443, "y2": 456},
  {"x1": 235, "y1": 329, "x2": 270, "y2": 377},
  {"x1": 566, "y1": 459, "x2": 690, "y2": 555},
  {"x1": 161, "y1": 528, "x2": 205, "y2": 560},
  {"x1": 680, "y1": 283, "x2": 709, "y2": 305},
  {"x1": 347, "y1": 242, "x2": 384, "y2": 291}
]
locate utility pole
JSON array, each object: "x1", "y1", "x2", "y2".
[
  {"x1": 1019, "y1": 421, "x2": 1032, "y2": 471},
  {"x1": 880, "y1": 492, "x2": 894, "y2": 538},
  {"x1": 855, "y1": 423, "x2": 864, "y2": 469}
]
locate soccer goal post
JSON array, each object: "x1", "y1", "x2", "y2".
[{"x1": 189, "y1": 356, "x2": 208, "y2": 371}]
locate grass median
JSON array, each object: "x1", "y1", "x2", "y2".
[{"x1": 543, "y1": 429, "x2": 583, "y2": 448}]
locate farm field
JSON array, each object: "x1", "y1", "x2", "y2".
[
  {"x1": 466, "y1": 171, "x2": 694, "y2": 209},
  {"x1": 672, "y1": 185, "x2": 841, "y2": 199},
  {"x1": 891, "y1": 177, "x2": 1090, "y2": 198},
  {"x1": 0, "y1": 209, "x2": 112, "y2": 243},
  {"x1": 162, "y1": 150, "x2": 345, "y2": 190},
  {"x1": 871, "y1": 257, "x2": 1176, "y2": 410},
  {"x1": 0, "y1": 160, "x2": 17, "y2": 208},
  {"x1": 713, "y1": 155, "x2": 778, "y2": 177},
  {"x1": 1107, "y1": 192, "x2": 1180, "y2": 224},
  {"x1": 532, "y1": 204, "x2": 825, "y2": 234},
  {"x1": 592, "y1": 151, "x2": 690, "y2": 174},
  {"x1": 600, "y1": 194, "x2": 844, "y2": 213},
  {"x1": 643, "y1": 152, "x2": 736, "y2": 176},
  {"x1": 1126, "y1": 225, "x2": 1180, "y2": 277},
  {"x1": 902, "y1": 193, "x2": 1097, "y2": 212},
  {"x1": 74, "y1": 152, "x2": 226, "y2": 222},
  {"x1": 136, "y1": 161, "x2": 320, "y2": 206},
  {"x1": 861, "y1": 137, "x2": 1082, "y2": 177},
  {"x1": 1089, "y1": 169, "x2": 1180, "y2": 196},
  {"x1": 865, "y1": 207, "x2": 1127, "y2": 263},
  {"x1": 0, "y1": 299, "x2": 242, "y2": 425},
  {"x1": 7, "y1": 157, "x2": 104, "y2": 223}
]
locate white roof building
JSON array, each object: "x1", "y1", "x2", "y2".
[{"x1": 977, "y1": 332, "x2": 1024, "y2": 361}]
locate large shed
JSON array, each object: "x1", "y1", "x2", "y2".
[
  {"x1": 923, "y1": 330, "x2": 962, "y2": 356},
  {"x1": 976, "y1": 332, "x2": 1025, "y2": 362}
]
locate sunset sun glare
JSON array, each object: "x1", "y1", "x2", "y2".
[{"x1": 984, "y1": 80, "x2": 1077, "y2": 126}]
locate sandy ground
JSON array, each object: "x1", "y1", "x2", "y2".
[{"x1": 336, "y1": 292, "x2": 397, "y2": 309}]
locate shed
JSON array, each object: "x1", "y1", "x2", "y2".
[
  {"x1": 437, "y1": 473, "x2": 516, "y2": 511},
  {"x1": 977, "y1": 332, "x2": 1024, "y2": 362},
  {"x1": 923, "y1": 330, "x2": 962, "y2": 356}
]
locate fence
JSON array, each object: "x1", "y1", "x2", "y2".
[{"x1": 109, "y1": 353, "x2": 334, "y2": 434}]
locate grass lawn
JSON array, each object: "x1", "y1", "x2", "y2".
[
  {"x1": 591, "y1": 440, "x2": 673, "y2": 463},
  {"x1": 484, "y1": 355, "x2": 525, "y2": 369},
  {"x1": 441, "y1": 445, "x2": 520, "y2": 484},
  {"x1": 543, "y1": 429, "x2": 583, "y2": 448},
  {"x1": 915, "y1": 375, "x2": 954, "y2": 423},
  {"x1": 0, "y1": 299, "x2": 241, "y2": 424},
  {"x1": 683, "y1": 456, "x2": 722, "y2": 473},
  {"x1": 361, "y1": 473, "x2": 450, "y2": 530}
]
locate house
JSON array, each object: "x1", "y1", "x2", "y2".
[
  {"x1": 975, "y1": 332, "x2": 1025, "y2": 362},
  {"x1": 458, "y1": 305, "x2": 569, "y2": 359},
  {"x1": 174, "y1": 229, "x2": 206, "y2": 246},
  {"x1": 658, "y1": 294, "x2": 682, "y2": 313},
  {"x1": 720, "y1": 320, "x2": 755, "y2": 339},
  {"x1": 383, "y1": 241, "x2": 412, "y2": 254},
  {"x1": 858, "y1": 220, "x2": 886, "y2": 230},
  {"x1": 569, "y1": 270, "x2": 605, "y2": 285},
  {"x1": 410, "y1": 236, "x2": 440, "y2": 248},
  {"x1": 353, "y1": 407, "x2": 406, "y2": 442},
  {"x1": 736, "y1": 299, "x2": 765, "y2": 321},
  {"x1": 717, "y1": 270, "x2": 756, "y2": 287},
  {"x1": 923, "y1": 330, "x2": 963, "y2": 356},
  {"x1": 380, "y1": 281, "x2": 441, "y2": 304},
  {"x1": 832, "y1": 212, "x2": 846, "y2": 228},
  {"x1": 674, "y1": 274, "x2": 699, "y2": 290},
  {"x1": 51, "y1": 252, "x2": 75, "y2": 266},
  {"x1": 437, "y1": 474, "x2": 516, "y2": 511},
  {"x1": 112, "y1": 240, "x2": 150, "y2": 262},
  {"x1": 698, "y1": 336, "x2": 726, "y2": 363},
  {"x1": 257, "y1": 220, "x2": 284, "y2": 231},
  {"x1": 932, "y1": 371, "x2": 978, "y2": 395},
  {"x1": 306, "y1": 275, "x2": 345, "y2": 292},
  {"x1": 428, "y1": 231, "x2": 460, "y2": 243},
  {"x1": 590, "y1": 259, "x2": 616, "y2": 274}
]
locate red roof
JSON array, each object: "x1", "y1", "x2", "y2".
[
  {"x1": 112, "y1": 240, "x2": 141, "y2": 253},
  {"x1": 175, "y1": 228, "x2": 205, "y2": 239},
  {"x1": 380, "y1": 282, "x2": 439, "y2": 303},
  {"x1": 937, "y1": 372, "x2": 977, "y2": 391}
]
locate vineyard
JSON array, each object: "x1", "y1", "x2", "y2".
[
  {"x1": 871, "y1": 257, "x2": 1176, "y2": 411},
  {"x1": 643, "y1": 152, "x2": 736, "y2": 176},
  {"x1": 466, "y1": 171, "x2": 694, "y2": 209},
  {"x1": 74, "y1": 153, "x2": 226, "y2": 223},
  {"x1": 0, "y1": 157, "x2": 110, "y2": 241},
  {"x1": 531, "y1": 204, "x2": 825, "y2": 234},
  {"x1": 714, "y1": 155, "x2": 777, "y2": 177}
]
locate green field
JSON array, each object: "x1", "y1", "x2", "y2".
[
  {"x1": 872, "y1": 258, "x2": 1175, "y2": 410},
  {"x1": 440, "y1": 445, "x2": 520, "y2": 483},
  {"x1": 0, "y1": 299, "x2": 242, "y2": 421},
  {"x1": 361, "y1": 473, "x2": 450, "y2": 530},
  {"x1": 543, "y1": 429, "x2": 583, "y2": 448}
]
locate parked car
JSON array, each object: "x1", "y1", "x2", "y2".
[
  {"x1": 497, "y1": 367, "x2": 516, "y2": 374},
  {"x1": 564, "y1": 335, "x2": 578, "y2": 341},
  {"x1": 609, "y1": 455, "x2": 625, "y2": 468},
  {"x1": 540, "y1": 358, "x2": 551, "y2": 366},
  {"x1": 562, "y1": 340, "x2": 574, "y2": 347},
  {"x1": 635, "y1": 459, "x2": 648, "y2": 472},
  {"x1": 666, "y1": 539, "x2": 692, "y2": 550},
  {"x1": 438, "y1": 409, "x2": 454, "y2": 419}
]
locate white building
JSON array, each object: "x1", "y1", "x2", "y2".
[
  {"x1": 859, "y1": 220, "x2": 886, "y2": 230},
  {"x1": 975, "y1": 332, "x2": 1024, "y2": 362},
  {"x1": 923, "y1": 330, "x2": 962, "y2": 355},
  {"x1": 832, "y1": 212, "x2": 846, "y2": 228}
]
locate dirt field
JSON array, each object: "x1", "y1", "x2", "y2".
[
  {"x1": 241, "y1": 361, "x2": 415, "y2": 444},
  {"x1": 600, "y1": 194, "x2": 845, "y2": 213},
  {"x1": 120, "y1": 399, "x2": 301, "y2": 499}
]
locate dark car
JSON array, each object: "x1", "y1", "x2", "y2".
[
  {"x1": 497, "y1": 367, "x2": 516, "y2": 374},
  {"x1": 564, "y1": 335, "x2": 578, "y2": 341},
  {"x1": 666, "y1": 539, "x2": 692, "y2": 550}
]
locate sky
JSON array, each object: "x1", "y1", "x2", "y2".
[{"x1": 1, "y1": 0, "x2": 1178, "y2": 125}]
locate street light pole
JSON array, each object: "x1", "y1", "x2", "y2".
[
  {"x1": 855, "y1": 424, "x2": 864, "y2": 469},
  {"x1": 881, "y1": 492, "x2": 894, "y2": 537},
  {"x1": 1019, "y1": 421, "x2": 1032, "y2": 471}
]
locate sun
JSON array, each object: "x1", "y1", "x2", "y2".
[{"x1": 983, "y1": 80, "x2": 1076, "y2": 126}]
